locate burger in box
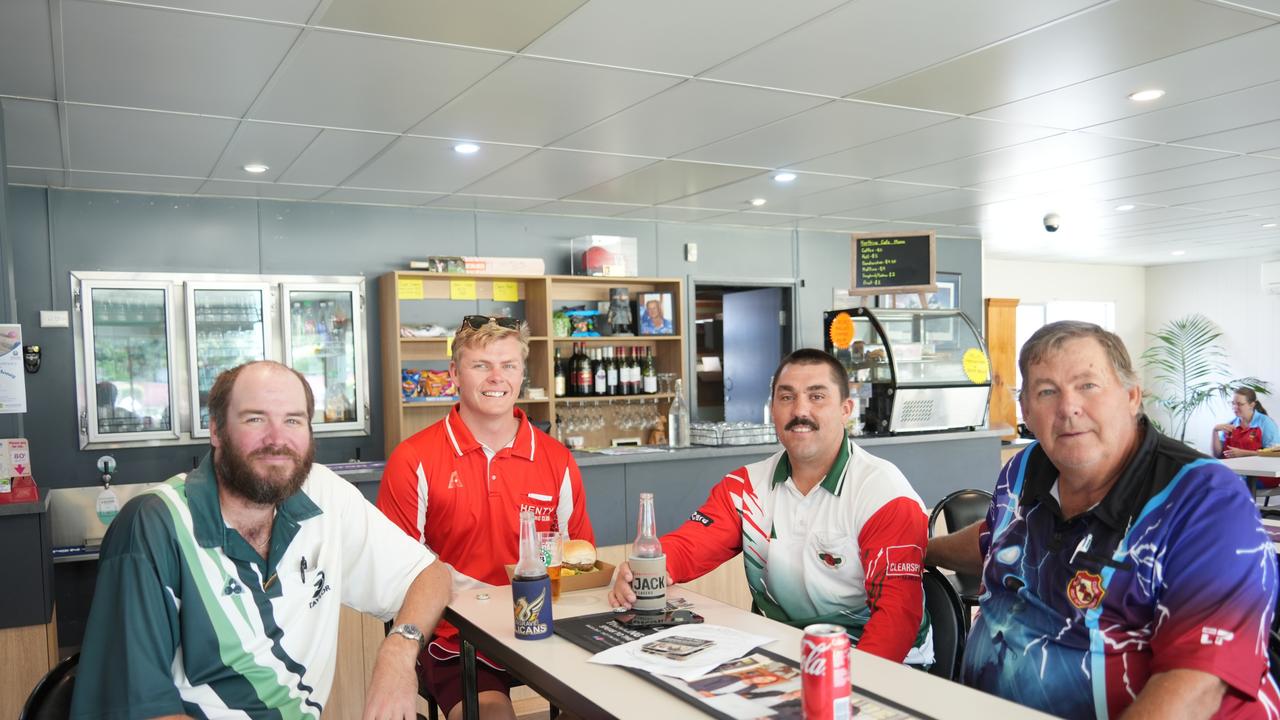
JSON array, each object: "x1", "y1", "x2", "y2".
[{"x1": 505, "y1": 539, "x2": 615, "y2": 593}]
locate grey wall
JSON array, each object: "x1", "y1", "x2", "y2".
[{"x1": 5, "y1": 186, "x2": 983, "y2": 489}]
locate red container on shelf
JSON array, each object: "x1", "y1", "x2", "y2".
[{"x1": 801, "y1": 623, "x2": 851, "y2": 720}]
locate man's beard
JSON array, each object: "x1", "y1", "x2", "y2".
[{"x1": 215, "y1": 431, "x2": 314, "y2": 506}]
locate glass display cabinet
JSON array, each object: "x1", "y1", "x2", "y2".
[
  {"x1": 823, "y1": 307, "x2": 991, "y2": 434},
  {"x1": 72, "y1": 271, "x2": 368, "y2": 449}
]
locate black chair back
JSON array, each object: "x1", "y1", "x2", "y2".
[
  {"x1": 20, "y1": 652, "x2": 79, "y2": 720},
  {"x1": 922, "y1": 566, "x2": 966, "y2": 681},
  {"x1": 928, "y1": 489, "x2": 993, "y2": 608}
]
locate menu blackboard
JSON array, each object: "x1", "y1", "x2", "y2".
[{"x1": 851, "y1": 232, "x2": 936, "y2": 293}]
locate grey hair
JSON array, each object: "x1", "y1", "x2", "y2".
[{"x1": 1018, "y1": 320, "x2": 1139, "y2": 398}]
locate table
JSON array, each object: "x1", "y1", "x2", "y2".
[
  {"x1": 1221, "y1": 456, "x2": 1280, "y2": 506},
  {"x1": 443, "y1": 586, "x2": 1053, "y2": 720}
]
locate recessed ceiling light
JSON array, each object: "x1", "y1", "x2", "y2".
[
  {"x1": 1115, "y1": 204, "x2": 1136, "y2": 212},
  {"x1": 1263, "y1": 222, "x2": 1278, "y2": 228},
  {"x1": 242, "y1": 163, "x2": 269, "y2": 174},
  {"x1": 1171, "y1": 250, "x2": 1186, "y2": 256},
  {"x1": 453, "y1": 143, "x2": 480, "y2": 155},
  {"x1": 749, "y1": 198, "x2": 767, "y2": 207},
  {"x1": 773, "y1": 172, "x2": 797, "y2": 183},
  {"x1": 1128, "y1": 88, "x2": 1165, "y2": 102}
]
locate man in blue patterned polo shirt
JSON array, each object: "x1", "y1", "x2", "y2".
[{"x1": 927, "y1": 321, "x2": 1279, "y2": 719}]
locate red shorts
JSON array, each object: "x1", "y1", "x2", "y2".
[{"x1": 419, "y1": 647, "x2": 515, "y2": 715}]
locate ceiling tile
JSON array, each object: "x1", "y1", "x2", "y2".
[
  {"x1": 706, "y1": 0, "x2": 1102, "y2": 97},
  {"x1": 1086, "y1": 79, "x2": 1280, "y2": 144},
  {"x1": 855, "y1": 0, "x2": 1271, "y2": 115},
  {"x1": 1180, "y1": 119, "x2": 1280, "y2": 154},
  {"x1": 566, "y1": 160, "x2": 761, "y2": 204},
  {"x1": 525, "y1": 0, "x2": 842, "y2": 75},
  {"x1": 67, "y1": 105, "x2": 238, "y2": 176},
  {"x1": 2, "y1": 99, "x2": 62, "y2": 168},
  {"x1": 902, "y1": 207, "x2": 985, "y2": 227},
  {"x1": 460, "y1": 148, "x2": 655, "y2": 198},
  {"x1": 135, "y1": 0, "x2": 323, "y2": 24},
  {"x1": 344, "y1": 136, "x2": 534, "y2": 192},
  {"x1": 276, "y1": 130, "x2": 395, "y2": 186},
  {"x1": 426, "y1": 195, "x2": 547, "y2": 212},
  {"x1": 7, "y1": 167, "x2": 65, "y2": 187},
  {"x1": 66, "y1": 171, "x2": 202, "y2": 195},
  {"x1": 1222, "y1": 0, "x2": 1280, "y2": 15},
  {"x1": 524, "y1": 200, "x2": 642, "y2": 217},
  {"x1": 973, "y1": 144, "x2": 1233, "y2": 197},
  {"x1": 0, "y1": 0, "x2": 56, "y2": 98},
  {"x1": 792, "y1": 118, "x2": 1059, "y2": 179},
  {"x1": 793, "y1": 216, "x2": 878, "y2": 232},
  {"x1": 319, "y1": 0, "x2": 585, "y2": 51},
  {"x1": 62, "y1": 0, "x2": 301, "y2": 116},
  {"x1": 699, "y1": 211, "x2": 804, "y2": 227},
  {"x1": 1165, "y1": 186, "x2": 1280, "y2": 213},
  {"x1": 779, "y1": 180, "x2": 946, "y2": 217},
  {"x1": 849, "y1": 188, "x2": 998, "y2": 221},
  {"x1": 249, "y1": 29, "x2": 507, "y2": 133},
  {"x1": 1093, "y1": 154, "x2": 1280, "y2": 200},
  {"x1": 978, "y1": 25, "x2": 1280, "y2": 130},
  {"x1": 412, "y1": 58, "x2": 678, "y2": 146},
  {"x1": 885, "y1": 133, "x2": 1151, "y2": 187},
  {"x1": 209, "y1": 123, "x2": 322, "y2": 181},
  {"x1": 664, "y1": 172, "x2": 855, "y2": 213},
  {"x1": 552, "y1": 80, "x2": 825, "y2": 158},
  {"x1": 198, "y1": 179, "x2": 327, "y2": 200},
  {"x1": 616, "y1": 206, "x2": 729, "y2": 222},
  {"x1": 678, "y1": 100, "x2": 949, "y2": 169},
  {"x1": 1124, "y1": 168, "x2": 1280, "y2": 206},
  {"x1": 318, "y1": 187, "x2": 444, "y2": 206}
]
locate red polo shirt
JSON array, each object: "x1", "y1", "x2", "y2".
[{"x1": 377, "y1": 405, "x2": 594, "y2": 651}]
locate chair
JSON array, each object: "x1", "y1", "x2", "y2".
[
  {"x1": 928, "y1": 489, "x2": 993, "y2": 621},
  {"x1": 922, "y1": 567, "x2": 967, "y2": 682},
  {"x1": 20, "y1": 652, "x2": 79, "y2": 720}
]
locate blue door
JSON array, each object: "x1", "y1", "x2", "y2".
[{"x1": 722, "y1": 287, "x2": 785, "y2": 423}]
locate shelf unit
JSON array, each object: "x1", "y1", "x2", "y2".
[{"x1": 381, "y1": 272, "x2": 685, "y2": 456}]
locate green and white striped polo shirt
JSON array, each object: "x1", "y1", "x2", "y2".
[{"x1": 70, "y1": 454, "x2": 435, "y2": 719}]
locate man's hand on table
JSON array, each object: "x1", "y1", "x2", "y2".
[
  {"x1": 362, "y1": 633, "x2": 420, "y2": 720},
  {"x1": 608, "y1": 561, "x2": 637, "y2": 609}
]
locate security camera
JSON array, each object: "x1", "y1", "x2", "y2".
[{"x1": 1043, "y1": 213, "x2": 1061, "y2": 232}]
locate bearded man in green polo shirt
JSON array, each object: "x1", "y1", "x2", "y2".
[{"x1": 72, "y1": 361, "x2": 451, "y2": 720}]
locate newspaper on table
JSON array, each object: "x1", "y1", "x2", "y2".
[{"x1": 589, "y1": 624, "x2": 774, "y2": 681}]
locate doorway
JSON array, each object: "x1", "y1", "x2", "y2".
[{"x1": 692, "y1": 283, "x2": 794, "y2": 422}]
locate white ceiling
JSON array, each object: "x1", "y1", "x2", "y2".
[{"x1": 3, "y1": 0, "x2": 1280, "y2": 265}]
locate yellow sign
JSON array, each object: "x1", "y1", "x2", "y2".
[
  {"x1": 493, "y1": 281, "x2": 519, "y2": 303},
  {"x1": 397, "y1": 277, "x2": 424, "y2": 300},
  {"x1": 962, "y1": 348, "x2": 990, "y2": 384},
  {"x1": 450, "y1": 279, "x2": 477, "y2": 300},
  {"x1": 828, "y1": 312, "x2": 855, "y2": 349},
  {"x1": 446, "y1": 335, "x2": 454, "y2": 358}
]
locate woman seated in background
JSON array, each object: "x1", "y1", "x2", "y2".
[{"x1": 1212, "y1": 387, "x2": 1279, "y2": 486}]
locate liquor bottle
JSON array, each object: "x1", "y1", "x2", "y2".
[
  {"x1": 642, "y1": 347, "x2": 658, "y2": 395},
  {"x1": 667, "y1": 378, "x2": 691, "y2": 448},
  {"x1": 574, "y1": 343, "x2": 592, "y2": 396},
  {"x1": 628, "y1": 493, "x2": 667, "y2": 613},
  {"x1": 605, "y1": 346, "x2": 619, "y2": 396},
  {"x1": 593, "y1": 347, "x2": 607, "y2": 396},
  {"x1": 625, "y1": 347, "x2": 638, "y2": 395},
  {"x1": 553, "y1": 349, "x2": 566, "y2": 398},
  {"x1": 512, "y1": 510, "x2": 553, "y2": 639}
]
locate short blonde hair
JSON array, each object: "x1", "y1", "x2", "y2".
[{"x1": 452, "y1": 318, "x2": 531, "y2": 365}]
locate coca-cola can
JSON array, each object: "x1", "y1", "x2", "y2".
[{"x1": 801, "y1": 623, "x2": 851, "y2": 720}]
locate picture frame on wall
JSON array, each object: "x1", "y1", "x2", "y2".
[
  {"x1": 876, "y1": 271, "x2": 961, "y2": 310},
  {"x1": 637, "y1": 292, "x2": 675, "y2": 335}
]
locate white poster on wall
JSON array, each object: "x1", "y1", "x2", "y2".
[{"x1": 0, "y1": 325, "x2": 27, "y2": 413}]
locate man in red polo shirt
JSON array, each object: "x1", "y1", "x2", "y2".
[{"x1": 377, "y1": 316, "x2": 595, "y2": 720}]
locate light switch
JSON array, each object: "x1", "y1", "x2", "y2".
[
  {"x1": 685, "y1": 243, "x2": 698, "y2": 262},
  {"x1": 40, "y1": 310, "x2": 70, "y2": 328}
]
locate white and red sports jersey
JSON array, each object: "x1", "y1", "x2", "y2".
[
  {"x1": 377, "y1": 405, "x2": 594, "y2": 652},
  {"x1": 663, "y1": 438, "x2": 932, "y2": 664}
]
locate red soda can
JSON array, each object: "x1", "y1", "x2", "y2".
[{"x1": 801, "y1": 623, "x2": 851, "y2": 720}]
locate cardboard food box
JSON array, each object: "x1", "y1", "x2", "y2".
[{"x1": 504, "y1": 561, "x2": 617, "y2": 593}]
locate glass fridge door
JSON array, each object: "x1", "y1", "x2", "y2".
[
  {"x1": 281, "y1": 283, "x2": 366, "y2": 433},
  {"x1": 81, "y1": 282, "x2": 180, "y2": 445},
  {"x1": 186, "y1": 283, "x2": 273, "y2": 437}
]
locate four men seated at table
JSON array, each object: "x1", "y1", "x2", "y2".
[
  {"x1": 608, "y1": 349, "x2": 933, "y2": 664},
  {"x1": 69, "y1": 320, "x2": 1279, "y2": 719}
]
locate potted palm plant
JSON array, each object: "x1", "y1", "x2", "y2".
[{"x1": 1140, "y1": 313, "x2": 1269, "y2": 443}]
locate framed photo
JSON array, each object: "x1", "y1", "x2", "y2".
[
  {"x1": 638, "y1": 292, "x2": 675, "y2": 335},
  {"x1": 876, "y1": 271, "x2": 960, "y2": 310}
]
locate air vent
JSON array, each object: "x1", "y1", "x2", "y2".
[{"x1": 899, "y1": 399, "x2": 934, "y2": 425}]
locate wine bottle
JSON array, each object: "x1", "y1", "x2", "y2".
[
  {"x1": 553, "y1": 349, "x2": 566, "y2": 398},
  {"x1": 605, "y1": 346, "x2": 619, "y2": 396},
  {"x1": 593, "y1": 347, "x2": 607, "y2": 396},
  {"x1": 642, "y1": 347, "x2": 658, "y2": 394}
]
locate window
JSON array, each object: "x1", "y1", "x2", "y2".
[{"x1": 1013, "y1": 301, "x2": 1117, "y2": 412}]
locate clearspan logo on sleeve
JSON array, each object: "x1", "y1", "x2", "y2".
[{"x1": 885, "y1": 545, "x2": 923, "y2": 577}]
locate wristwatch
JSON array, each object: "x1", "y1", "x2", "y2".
[{"x1": 388, "y1": 623, "x2": 426, "y2": 652}]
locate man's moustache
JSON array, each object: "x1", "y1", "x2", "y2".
[{"x1": 785, "y1": 418, "x2": 818, "y2": 431}]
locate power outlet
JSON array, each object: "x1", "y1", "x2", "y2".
[{"x1": 40, "y1": 310, "x2": 70, "y2": 328}]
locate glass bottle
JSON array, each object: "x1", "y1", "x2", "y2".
[
  {"x1": 605, "y1": 346, "x2": 619, "y2": 396},
  {"x1": 593, "y1": 347, "x2": 607, "y2": 396},
  {"x1": 667, "y1": 378, "x2": 691, "y2": 448},
  {"x1": 642, "y1": 347, "x2": 658, "y2": 395},
  {"x1": 628, "y1": 493, "x2": 667, "y2": 612},
  {"x1": 511, "y1": 509, "x2": 553, "y2": 639},
  {"x1": 553, "y1": 349, "x2": 566, "y2": 398}
]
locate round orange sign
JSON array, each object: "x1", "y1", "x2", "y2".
[{"x1": 828, "y1": 312, "x2": 855, "y2": 349}]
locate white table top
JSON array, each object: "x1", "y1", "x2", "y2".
[
  {"x1": 1221, "y1": 456, "x2": 1280, "y2": 478},
  {"x1": 445, "y1": 585, "x2": 1052, "y2": 720}
]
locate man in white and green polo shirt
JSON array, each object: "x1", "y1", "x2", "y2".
[{"x1": 71, "y1": 361, "x2": 450, "y2": 719}]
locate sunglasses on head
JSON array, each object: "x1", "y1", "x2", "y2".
[{"x1": 462, "y1": 315, "x2": 521, "y2": 330}]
